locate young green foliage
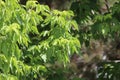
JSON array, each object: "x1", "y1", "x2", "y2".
[{"x1": 0, "y1": 0, "x2": 80, "y2": 79}]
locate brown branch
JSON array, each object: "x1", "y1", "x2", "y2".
[{"x1": 105, "y1": 0, "x2": 110, "y2": 13}]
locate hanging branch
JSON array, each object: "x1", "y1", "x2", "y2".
[{"x1": 105, "y1": 0, "x2": 110, "y2": 13}]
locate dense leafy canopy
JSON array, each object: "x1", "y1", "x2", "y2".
[
  {"x1": 0, "y1": 0, "x2": 80, "y2": 79},
  {"x1": 0, "y1": 0, "x2": 120, "y2": 80}
]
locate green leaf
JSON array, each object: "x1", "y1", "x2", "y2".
[
  {"x1": 26, "y1": 1, "x2": 37, "y2": 9},
  {"x1": 71, "y1": 20, "x2": 79, "y2": 31}
]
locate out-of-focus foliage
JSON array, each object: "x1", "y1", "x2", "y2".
[
  {"x1": 70, "y1": 0, "x2": 120, "y2": 44},
  {"x1": 70, "y1": 0, "x2": 120, "y2": 80},
  {"x1": 98, "y1": 62, "x2": 120, "y2": 80}
]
